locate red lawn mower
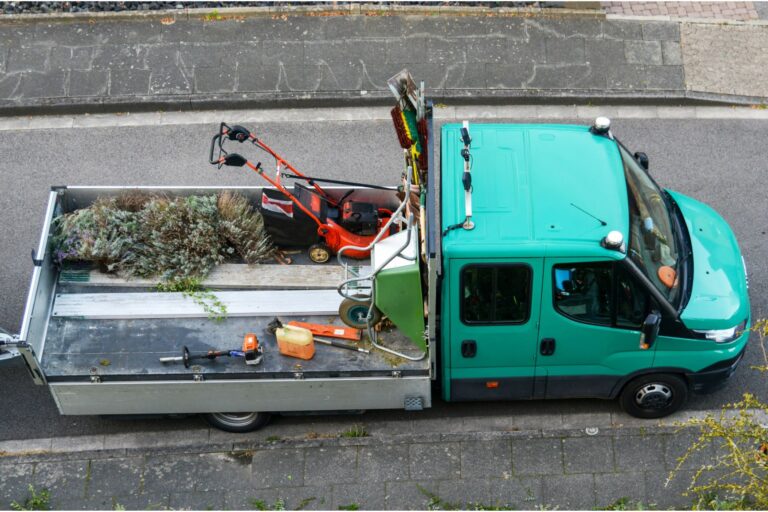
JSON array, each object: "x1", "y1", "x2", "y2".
[{"x1": 209, "y1": 123, "x2": 394, "y2": 263}]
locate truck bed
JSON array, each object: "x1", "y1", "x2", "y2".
[
  {"x1": 19, "y1": 186, "x2": 431, "y2": 416},
  {"x1": 43, "y1": 282, "x2": 427, "y2": 383}
]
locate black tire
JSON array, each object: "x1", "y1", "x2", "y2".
[
  {"x1": 203, "y1": 412, "x2": 271, "y2": 433},
  {"x1": 619, "y1": 373, "x2": 688, "y2": 419},
  {"x1": 308, "y1": 243, "x2": 331, "y2": 264},
  {"x1": 339, "y1": 298, "x2": 382, "y2": 329}
]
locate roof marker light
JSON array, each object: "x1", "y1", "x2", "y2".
[
  {"x1": 591, "y1": 116, "x2": 611, "y2": 136},
  {"x1": 602, "y1": 230, "x2": 625, "y2": 252}
]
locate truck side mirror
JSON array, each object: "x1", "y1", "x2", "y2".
[
  {"x1": 634, "y1": 152, "x2": 649, "y2": 170},
  {"x1": 640, "y1": 311, "x2": 661, "y2": 350}
]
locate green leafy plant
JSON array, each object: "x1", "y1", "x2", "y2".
[
  {"x1": 203, "y1": 8, "x2": 222, "y2": 21},
  {"x1": 52, "y1": 196, "x2": 141, "y2": 272},
  {"x1": 53, "y1": 192, "x2": 273, "y2": 321},
  {"x1": 217, "y1": 191, "x2": 273, "y2": 264},
  {"x1": 748, "y1": 319, "x2": 768, "y2": 373},
  {"x1": 668, "y1": 393, "x2": 768, "y2": 510},
  {"x1": 157, "y1": 277, "x2": 227, "y2": 322},
  {"x1": 667, "y1": 320, "x2": 768, "y2": 510},
  {"x1": 338, "y1": 504, "x2": 360, "y2": 511},
  {"x1": 692, "y1": 493, "x2": 755, "y2": 510},
  {"x1": 296, "y1": 497, "x2": 316, "y2": 510},
  {"x1": 11, "y1": 485, "x2": 51, "y2": 511},
  {"x1": 340, "y1": 424, "x2": 369, "y2": 438},
  {"x1": 668, "y1": 319, "x2": 768, "y2": 510},
  {"x1": 252, "y1": 498, "x2": 286, "y2": 511}
]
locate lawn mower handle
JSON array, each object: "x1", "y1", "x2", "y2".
[
  {"x1": 209, "y1": 131, "x2": 224, "y2": 165},
  {"x1": 210, "y1": 122, "x2": 258, "y2": 166}
]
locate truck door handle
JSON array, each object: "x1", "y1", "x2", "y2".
[
  {"x1": 540, "y1": 338, "x2": 555, "y2": 356},
  {"x1": 461, "y1": 340, "x2": 477, "y2": 358}
]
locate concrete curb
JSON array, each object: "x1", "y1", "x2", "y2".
[
  {"x1": 0, "y1": 5, "x2": 605, "y2": 24},
  {"x1": 0, "y1": 425, "x2": 688, "y2": 463},
  {"x1": 1, "y1": 406, "x2": 765, "y2": 461},
  {"x1": 0, "y1": 89, "x2": 766, "y2": 119},
  {"x1": 4, "y1": 104, "x2": 768, "y2": 133}
]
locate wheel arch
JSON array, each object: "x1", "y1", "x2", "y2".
[{"x1": 609, "y1": 367, "x2": 693, "y2": 399}]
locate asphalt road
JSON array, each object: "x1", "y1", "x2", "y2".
[{"x1": 0, "y1": 112, "x2": 766, "y2": 441}]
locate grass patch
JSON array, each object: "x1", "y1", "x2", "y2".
[
  {"x1": 418, "y1": 485, "x2": 513, "y2": 511},
  {"x1": 252, "y1": 498, "x2": 286, "y2": 511},
  {"x1": 340, "y1": 424, "x2": 369, "y2": 438},
  {"x1": 600, "y1": 497, "x2": 655, "y2": 510}
]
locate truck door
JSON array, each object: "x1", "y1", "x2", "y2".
[
  {"x1": 446, "y1": 259, "x2": 543, "y2": 401},
  {"x1": 537, "y1": 258, "x2": 655, "y2": 398}
]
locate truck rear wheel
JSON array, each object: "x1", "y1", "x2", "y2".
[
  {"x1": 619, "y1": 373, "x2": 688, "y2": 419},
  {"x1": 203, "y1": 412, "x2": 271, "y2": 433}
]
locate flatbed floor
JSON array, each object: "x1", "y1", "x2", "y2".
[{"x1": 43, "y1": 261, "x2": 428, "y2": 382}]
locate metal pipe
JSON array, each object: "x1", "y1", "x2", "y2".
[
  {"x1": 336, "y1": 168, "x2": 415, "y2": 301},
  {"x1": 461, "y1": 120, "x2": 474, "y2": 230}
]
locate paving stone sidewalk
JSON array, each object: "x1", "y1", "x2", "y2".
[
  {"x1": 602, "y1": 1, "x2": 760, "y2": 21},
  {"x1": 0, "y1": 425, "x2": 718, "y2": 511},
  {"x1": 1, "y1": 6, "x2": 766, "y2": 114}
]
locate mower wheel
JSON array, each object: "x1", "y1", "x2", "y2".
[
  {"x1": 308, "y1": 243, "x2": 331, "y2": 264},
  {"x1": 203, "y1": 412, "x2": 271, "y2": 433},
  {"x1": 339, "y1": 298, "x2": 382, "y2": 329}
]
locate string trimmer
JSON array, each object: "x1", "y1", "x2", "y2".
[{"x1": 159, "y1": 333, "x2": 263, "y2": 368}]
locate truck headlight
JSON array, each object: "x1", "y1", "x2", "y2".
[{"x1": 695, "y1": 319, "x2": 748, "y2": 343}]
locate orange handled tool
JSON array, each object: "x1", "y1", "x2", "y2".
[{"x1": 287, "y1": 321, "x2": 361, "y2": 341}]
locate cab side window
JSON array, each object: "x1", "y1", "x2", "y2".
[
  {"x1": 615, "y1": 265, "x2": 649, "y2": 328},
  {"x1": 462, "y1": 265, "x2": 531, "y2": 324},
  {"x1": 553, "y1": 262, "x2": 650, "y2": 329},
  {"x1": 553, "y1": 263, "x2": 613, "y2": 326}
]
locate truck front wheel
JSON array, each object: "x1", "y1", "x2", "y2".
[
  {"x1": 619, "y1": 373, "x2": 688, "y2": 419},
  {"x1": 203, "y1": 412, "x2": 271, "y2": 433}
]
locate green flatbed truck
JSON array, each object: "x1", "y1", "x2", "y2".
[
  {"x1": 2, "y1": 79, "x2": 750, "y2": 432},
  {"x1": 437, "y1": 118, "x2": 749, "y2": 418}
]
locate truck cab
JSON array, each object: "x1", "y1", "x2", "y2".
[{"x1": 438, "y1": 120, "x2": 750, "y2": 418}]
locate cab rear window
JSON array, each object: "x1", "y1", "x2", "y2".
[{"x1": 461, "y1": 265, "x2": 531, "y2": 324}]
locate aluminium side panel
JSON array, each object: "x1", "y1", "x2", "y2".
[
  {"x1": 48, "y1": 376, "x2": 432, "y2": 415},
  {"x1": 18, "y1": 190, "x2": 61, "y2": 384},
  {"x1": 425, "y1": 102, "x2": 440, "y2": 380}
]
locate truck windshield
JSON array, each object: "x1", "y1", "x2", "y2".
[{"x1": 619, "y1": 146, "x2": 680, "y2": 305}]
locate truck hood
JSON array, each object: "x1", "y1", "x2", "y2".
[{"x1": 668, "y1": 190, "x2": 749, "y2": 330}]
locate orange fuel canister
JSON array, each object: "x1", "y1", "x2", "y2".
[{"x1": 276, "y1": 325, "x2": 315, "y2": 360}]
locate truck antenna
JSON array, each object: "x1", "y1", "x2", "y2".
[{"x1": 570, "y1": 203, "x2": 607, "y2": 226}]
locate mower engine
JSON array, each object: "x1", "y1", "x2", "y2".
[{"x1": 340, "y1": 201, "x2": 379, "y2": 236}]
